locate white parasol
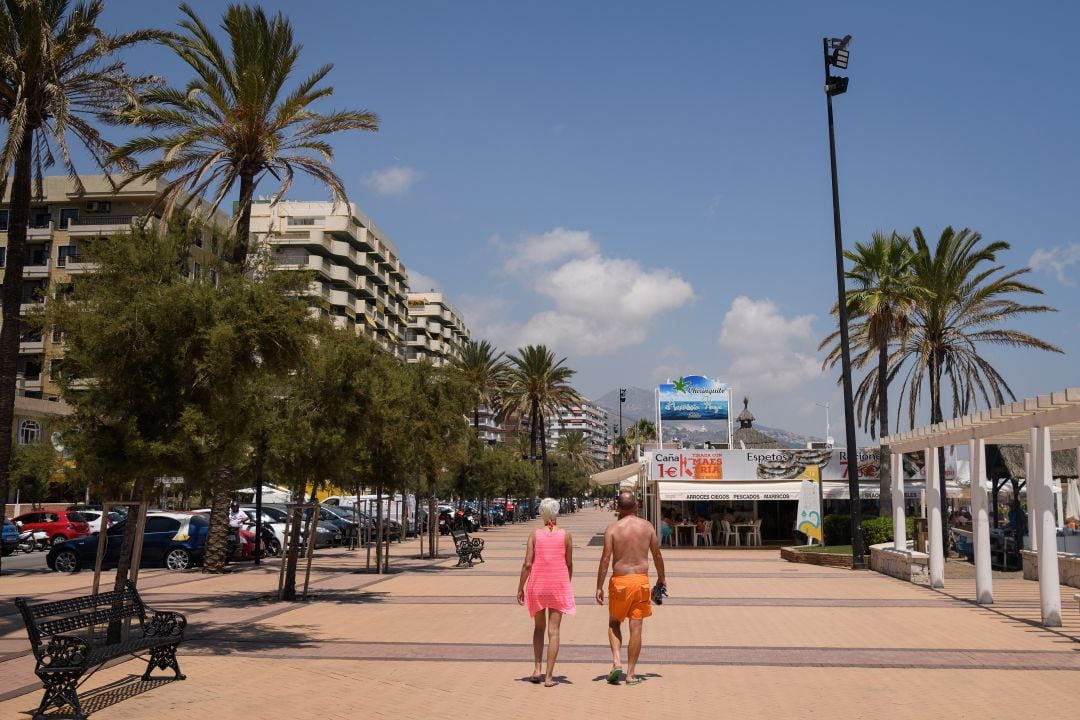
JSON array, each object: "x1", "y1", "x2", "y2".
[{"x1": 1066, "y1": 479, "x2": 1080, "y2": 522}]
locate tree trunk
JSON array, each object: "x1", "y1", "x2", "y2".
[
  {"x1": 202, "y1": 478, "x2": 232, "y2": 573},
  {"x1": 231, "y1": 170, "x2": 257, "y2": 266},
  {"x1": 929, "y1": 350, "x2": 948, "y2": 544},
  {"x1": 474, "y1": 403, "x2": 480, "y2": 435},
  {"x1": 281, "y1": 484, "x2": 305, "y2": 601},
  {"x1": 427, "y1": 495, "x2": 437, "y2": 559},
  {"x1": 0, "y1": 134, "x2": 34, "y2": 576},
  {"x1": 375, "y1": 483, "x2": 384, "y2": 574},
  {"x1": 877, "y1": 340, "x2": 892, "y2": 516},
  {"x1": 540, "y1": 410, "x2": 550, "y2": 497}
]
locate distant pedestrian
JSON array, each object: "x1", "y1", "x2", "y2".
[
  {"x1": 596, "y1": 491, "x2": 666, "y2": 685},
  {"x1": 517, "y1": 497, "x2": 575, "y2": 687}
]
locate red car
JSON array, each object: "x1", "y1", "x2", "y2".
[{"x1": 12, "y1": 510, "x2": 91, "y2": 545}]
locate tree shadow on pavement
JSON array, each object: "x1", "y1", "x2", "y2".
[{"x1": 184, "y1": 621, "x2": 320, "y2": 654}]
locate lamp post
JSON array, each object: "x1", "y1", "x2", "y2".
[
  {"x1": 822, "y1": 34, "x2": 863, "y2": 568},
  {"x1": 618, "y1": 388, "x2": 626, "y2": 463},
  {"x1": 815, "y1": 402, "x2": 831, "y2": 446}
]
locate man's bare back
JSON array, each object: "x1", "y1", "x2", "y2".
[{"x1": 607, "y1": 514, "x2": 658, "y2": 577}]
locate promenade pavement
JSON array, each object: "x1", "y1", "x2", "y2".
[{"x1": 1, "y1": 507, "x2": 1078, "y2": 719}]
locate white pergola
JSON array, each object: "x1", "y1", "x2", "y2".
[{"x1": 882, "y1": 388, "x2": 1080, "y2": 627}]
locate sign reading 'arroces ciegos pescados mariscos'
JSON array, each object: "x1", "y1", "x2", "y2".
[{"x1": 658, "y1": 375, "x2": 730, "y2": 420}]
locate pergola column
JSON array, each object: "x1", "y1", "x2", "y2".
[
  {"x1": 892, "y1": 451, "x2": 906, "y2": 551},
  {"x1": 926, "y1": 445, "x2": 944, "y2": 588},
  {"x1": 1025, "y1": 443, "x2": 1037, "y2": 552},
  {"x1": 970, "y1": 437, "x2": 992, "y2": 604},
  {"x1": 1034, "y1": 425, "x2": 1062, "y2": 626}
]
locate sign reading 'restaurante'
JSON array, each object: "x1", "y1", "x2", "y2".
[{"x1": 658, "y1": 375, "x2": 729, "y2": 420}]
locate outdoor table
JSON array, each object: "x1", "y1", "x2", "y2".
[
  {"x1": 674, "y1": 524, "x2": 695, "y2": 547},
  {"x1": 734, "y1": 522, "x2": 757, "y2": 546}
]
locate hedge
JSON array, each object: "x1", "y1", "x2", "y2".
[{"x1": 823, "y1": 515, "x2": 916, "y2": 550}]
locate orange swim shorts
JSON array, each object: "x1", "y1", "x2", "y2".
[{"x1": 608, "y1": 573, "x2": 652, "y2": 622}]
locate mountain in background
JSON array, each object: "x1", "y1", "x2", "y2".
[{"x1": 593, "y1": 386, "x2": 816, "y2": 449}]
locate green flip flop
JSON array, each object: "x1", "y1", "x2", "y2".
[
  {"x1": 606, "y1": 667, "x2": 622, "y2": 684},
  {"x1": 625, "y1": 677, "x2": 644, "y2": 686}
]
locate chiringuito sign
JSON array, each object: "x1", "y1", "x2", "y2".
[{"x1": 657, "y1": 375, "x2": 729, "y2": 420}]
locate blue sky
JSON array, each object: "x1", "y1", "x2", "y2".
[{"x1": 102, "y1": 1, "x2": 1079, "y2": 440}]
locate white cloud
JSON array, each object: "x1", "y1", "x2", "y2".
[
  {"x1": 1029, "y1": 243, "x2": 1080, "y2": 286},
  {"x1": 483, "y1": 229, "x2": 694, "y2": 356},
  {"x1": 501, "y1": 227, "x2": 598, "y2": 273},
  {"x1": 364, "y1": 165, "x2": 423, "y2": 196},
  {"x1": 718, "y1": 296, "x2": 822, "y2": 394},
  {"x1": 407, "y1": 269, "x2": 440, "y2": 293}
]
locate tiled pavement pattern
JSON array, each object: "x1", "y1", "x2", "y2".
[{"x1": 0, "y1": 510, "x2": 1078, "y2": 719}]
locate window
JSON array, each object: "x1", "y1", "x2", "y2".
[
  {"x1": 211, "y1": 235, "x2": 220, "y2": 254},
  {"x1": 0, "y1": 209, "x2": 8, "y2": 231},
  {"x1": 193, "y1": 230, "x2": 203, "y2": 248},
  {"x1": 18, "y1": 419, "x2": 42, "y2": 445},
  {"x1": 59, "y1": 208, "x2": 80, "y2": 229},
  {"x1": 192, "y1": 262, "x2": 202, "y2": 279},
  {"x1": 288, "y1": 217, "x2": 324, "y2": 226},
  {"x1": 210, "y1": 269, "x2": 218, "y2": 287},
  {"x1": 0, "y1": 247, "x2": 5, "y2": 268},
  {"x1": 145, "y1": 516, "x2": 181, "y2": 533}
]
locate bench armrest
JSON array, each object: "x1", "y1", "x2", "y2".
[
  {"x1": 144, "y1": 610, "x2": 187, "y2": 639},
  {"x1": 37, "y1": 634, "x2": 91, "y2": 670}
]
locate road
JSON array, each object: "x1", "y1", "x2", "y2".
[{"x1": 0, "y1": 550, "x2": 50, "y2": 573}]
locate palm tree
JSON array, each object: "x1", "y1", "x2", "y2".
[
  {"x1": 450, "y1": 339, "x2": 507, "y2": 436},
  {"x1": 0, "y1": 0, "x2": 159, "y2": 569},
  {"x1": 501, "y1": 345, "x2": 583, "y2": 496},
  {"x1": 109, "y1": 3, "x2": 379, "y2": 266},
  {"x1": 624, "y1": 418, "x2": 657, "y2": 457},
  {"x1": 556, "y1": 430, "x2": 599, "y2": 479},
  {"x1": 897, "y1": 227, "x2": 1062, "y2": 532},
  {"x1": 819, "y1": 231, "x2": 926, "y2": 515}
]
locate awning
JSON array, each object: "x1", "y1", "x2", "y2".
[
  {"x1": 590, "y1": 463, "x2": 642, "y2": 487},
  {"x1": 658, "y1": 481, "x2": 964, "y2": 502}
]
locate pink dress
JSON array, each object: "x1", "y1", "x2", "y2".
[{"x1": 525, "y1": 527, "x2": 576, "y2": 617}]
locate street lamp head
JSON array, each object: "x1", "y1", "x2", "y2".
[{"x1": 827, "y1": 35, "x2": 852, "y2": 69}]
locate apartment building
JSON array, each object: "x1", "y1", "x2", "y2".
[
  {"x1": 0, "y1": 175, "x2": 224, "y2": 401},
  {"x1": 405, "y1": 292, "x2": 469, "y2": 366},
  {"x1": 546, "y1": 401, "x2": 611, "y2": 465},
  {"x1": 249, "y1": 201, "x2": 410, "y2": 359}
]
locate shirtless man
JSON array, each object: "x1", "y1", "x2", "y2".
[{"x1": 595, "y1": 490, "x2": 666, "y2": 685}]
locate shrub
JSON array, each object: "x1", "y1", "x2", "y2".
[
  {"x1": 860, "y1": 516, "x2": 917, "y2": 549},
  {"x1": 823, "y1": 514, "x2": 851, "y2": 545}
]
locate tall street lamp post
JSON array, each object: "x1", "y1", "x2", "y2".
[
  {"x1": 822, "y1": 34, "x2": 864, "y2": 569},
  {"x1": 619, "y1": 388, "x2": 626, "y2": 462}
]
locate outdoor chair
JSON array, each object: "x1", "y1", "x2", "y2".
[
  {"x1": 744, "y1": 519, "x2": 763, "y2": 546},
  {"x1": 695, "y1": 521, "x2": 713, "y2": 547},
  {"x1": 720, "y1": 520, "x2": 739, "y2": 546}
]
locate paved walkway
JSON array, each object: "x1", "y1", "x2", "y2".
[{"x1": 1, "y1": 509, "x2": 1078, "y2": 719}]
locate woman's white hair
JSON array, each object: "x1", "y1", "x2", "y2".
[{"x1": 539, "y1": 498, "x2": 560, "y2": 522}]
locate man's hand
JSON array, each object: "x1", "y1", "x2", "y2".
[{"x1": 595, "y1": 587, "x2": 604, "y2": 605}]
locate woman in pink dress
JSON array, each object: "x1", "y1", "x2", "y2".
[{"x1": 516, "y1": 497, "x2": 575, "y2": 686}]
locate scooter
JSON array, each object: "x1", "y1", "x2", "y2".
[{"x1": 17, "y1": 528, "x2": 49, "y2": 553}]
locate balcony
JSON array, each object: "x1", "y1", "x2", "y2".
[
  {"x1": 19, "y1": 300, "x2": 46, "y2": 315},
  {"x1": 23, "y1": 260, "x2": 49, "y2": 278},
  {"x1": 19, "y1": 336, "x2": 44, "y2": 354},
  {"x1": 66, "y1": 215, "x2": 139, "y2": 237},
  {"x1": 27, "y1": 222, "x2": 54, "y2": 241}
]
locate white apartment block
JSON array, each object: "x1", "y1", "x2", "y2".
[
  {"x1": 249, "y1": 201, "x2": 410, "y2": 359},
  {"x1": 546, "y1": 401, "x2": 611, "y2": 465},
  {"x1": 405, "y1": 292, "x2": 469, "y2": 367}
]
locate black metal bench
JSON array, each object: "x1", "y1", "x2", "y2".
[
  {"x1": 15, "y1": 580, "x2": 187, "y2": 720},
  {"x1": 449, "y1": 525, "x2": 484, "y2": 567}
]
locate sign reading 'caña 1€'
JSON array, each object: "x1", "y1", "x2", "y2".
[{"x1": 658, "y1": 375, "x2": 729, "y2": 420}]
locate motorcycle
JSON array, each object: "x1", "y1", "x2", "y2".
[
  {"x1": 17, "y1": 528, "x2": 50, "y2": 553},
  {"x1": 250, "y1": 520, "x2": 281, "y2": 557}
]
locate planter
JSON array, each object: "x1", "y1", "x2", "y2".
[
  {"x1": 869, "y1": 542, "x2": 929, "y2": 584},
  {"x1": 780, "y1": 546, "x2": 868, "y2": 568}
]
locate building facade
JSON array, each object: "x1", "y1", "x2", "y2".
[
  {"x1": 249, "y1": 201, "x2": 410, "y2": 358},
  {"x1": 547, "y1": 401, "x2": 611, "y2": 465},
  {"x1": 0, "y1": 175, "x2": 224, "y2": 402},
  {"x1": 405, "y1": 292, "x2": 469, "y2": 366}
]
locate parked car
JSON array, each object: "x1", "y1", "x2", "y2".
[
  {"x1": 46, "y1": 512, "x2": 209, "y2": 572},
  {"x1": 77, "y1": 510, "x2": 111, "y2": 535},
  {"x1": 12, "y1": 510, "x2": 91, "y2": 545},
  {"x1": 1, "y1": 517, "x2": 18, "y2": 556},
  {"x1": 262, "y1": 504, "x2": 339, "y2": 548}
]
